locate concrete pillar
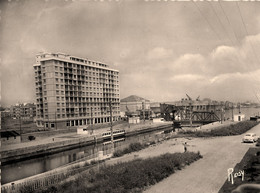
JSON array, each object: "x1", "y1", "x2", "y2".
[{"x1": 98, "y1": 151, "x2": 104, "y2": 160}]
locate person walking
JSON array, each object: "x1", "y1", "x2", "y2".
[{"x1": 183, "y1": 142, "x2": 188, "y2": 152}]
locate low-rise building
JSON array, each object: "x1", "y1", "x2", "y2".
[
  {"x1": 234, "y1": 113, "x2": 246, "y2": 122},
  {"x1": 10, "y1": 103, "x2": 36, "y2": 120},
  {"x1": 120, "y1": 95, "x2": 151, "y2": 119}
]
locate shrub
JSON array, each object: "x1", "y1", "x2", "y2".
[
  {"x1": 90, "y1": 160, "x2": 97, "y2": 165},
  {"x1": 113, "y1": 142, "x2": 148, "y2": 157},
  {"x1": 256, "y1": 138, "x2": 260, "y2": 146},
  {"x1": 40, "y1": 152, "x2": 202, "y2": 193},
  {"x1": 149, "y1": 140, "x2": 156, "y2": 145}
]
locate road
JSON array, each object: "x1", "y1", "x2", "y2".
[{"x1": 142, "y1": 124, "x2": 260, "y2": 193}]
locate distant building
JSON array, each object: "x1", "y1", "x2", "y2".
[
  {"x1": 34, "y1": 52, "x2": 120, "y2": 129},
  {"x1": 150, "y1": 106, "x2": 161, "y2": 118},
  {"x1": 1, "y1": 130, "x2": 21, "y2": 145},
  {"x1": 234, "y1": 113, "x2": 245, "y2": 122},
  {"x1": 120, "y1": 95, "x2": 151, "y2": 119},
  {"x1": 0, "y1": 108, "x2": 11, "y2": 118},
  {"x1": 10, "y1": 103, "x2": 36, "y2": 120}
]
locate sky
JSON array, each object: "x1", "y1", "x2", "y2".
[{"x1": 1, "y1": 0, "x2": 260, "y2": 106}]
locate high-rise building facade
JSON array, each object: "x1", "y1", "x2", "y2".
[{"x1": 34, "y1": 53, "x2": 120, "y2": 129}]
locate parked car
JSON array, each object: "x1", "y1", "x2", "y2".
[
  {"x1": 28, "y1": 135, "x2": 36, "y2": 141},
  {"x1": 242, "y1": 133, "x2": 259, "y2": 143}
]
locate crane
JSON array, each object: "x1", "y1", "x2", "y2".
[{"x1": 186, "y1": 94, "x2": 192, "y2": 101}]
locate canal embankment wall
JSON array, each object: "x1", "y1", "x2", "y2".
[
  {"x1": 1, "y1": 123, "x2": 172, "y2": 164},
  {"x1": 1, "y1": 151, "x2": 112, "y2": 193}
]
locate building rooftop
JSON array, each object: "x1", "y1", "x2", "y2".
[
  {"x1": 34, "y1": 52, "x2": 119, "y2": 72},
  {"x1": 121, "y1": 95, "x2": 150, "y2": 102}
]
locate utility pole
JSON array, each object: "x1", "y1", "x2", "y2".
[
  {"x1": 232, "y1": 103, "x2": 234, "y2": 121},
  {"x1": 91, "y1": 107, "x2": 93, "y2": 134},
  {"x1": 189, "y1": 101, "x2": 192, "y2": 127},
  {"x1": 19, "y1": 115, "x2": 22, "y2": 142},
  {"x1": 109, "y1": 101, "x2": 114, "y2": 152},
  {"x1": 143, "y1": 101, "x2": 145, "y2": 123},
  {"x1": 221, "y1": 105, "x2": 223, "y2": 124},
  {"x1": 55, "y1": 111, "x2": 57, "y2": 130}
]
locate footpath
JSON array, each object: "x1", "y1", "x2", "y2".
[{"x1": 144, "y1": 123, "x2": 260, "y2": 193}]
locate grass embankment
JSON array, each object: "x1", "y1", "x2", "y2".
[
  {"x1": 180, "y1": 121, "x2": 259, "y2": 137},
  {"x1": 34, "y1": 152, "x2": 202, "y2": 193},
  {"x1": 219, "y1": 148, "x2": 260, "y2": 193},
  {"x1": 113, "y1": 142, "x2": 150, "y2": 157}
]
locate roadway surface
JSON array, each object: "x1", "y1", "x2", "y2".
[{"x1": 143, "y1": 123, "x2": 260, "y2": 193}]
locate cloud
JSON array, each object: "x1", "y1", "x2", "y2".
[
  {"x1": 2, "y1": 1, "x2": 260, "y2": 105},
  {"x1": 147, "y1": 47, "x2": 173, "y2": 60},
  {"x1": 171, "y1": 54, "x2": 206, "y2": 75},
  {"x1": 170, "y1": 74, "x2": 206, "y2": 82}
]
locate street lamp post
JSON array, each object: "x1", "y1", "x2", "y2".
[
  {"x1": 55, "y1": 111, "x2": 57, "y2": 130},
  {"x1": 19, "y1": 115, "x2": 22, "y2": 142},
  {"x1": 109, "y1": 101, "x2": 114, "y2": 152},
  {"x1": 232, "y1": 103, "x2": 234, "y2": 121},
  {"x1": 91, "y1": 107, "x2": 93, "y2": 134}
]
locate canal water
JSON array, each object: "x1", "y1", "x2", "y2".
[
  {"x1": 3, "y1": 107, "x2": 260, "y2": 184},
  {"x1": 2, "y1": 127, "x2": 170, "y2": 184},
  {"x1": 223, "y1": 107, "x2": 260, "y2": 120}
]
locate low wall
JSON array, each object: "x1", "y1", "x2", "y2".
[
  {"x1": 1, "y1": 135, "x2": 102, "y2": 164},
  {"x1": 126, "y1": 123, "x2": 172, "y2": 137},
  {"x1": 1, "y1": 151, "x2": 112, "y2": 193}
]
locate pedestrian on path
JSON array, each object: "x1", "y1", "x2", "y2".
[{"x1": 183, "y1": 142, "x2": 188, "y2": 152}]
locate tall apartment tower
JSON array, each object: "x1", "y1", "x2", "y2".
[{"x1": 33, "y1": 53, "x2": 120, "y2": 129}]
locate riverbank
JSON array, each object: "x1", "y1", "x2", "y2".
[{"x1": 1, "y1": 121, "x2": 172, "y2": 164}]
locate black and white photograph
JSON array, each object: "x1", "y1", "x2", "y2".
[{"x1": 1, "y1": 0, "x2": 260, "y2": 192}]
